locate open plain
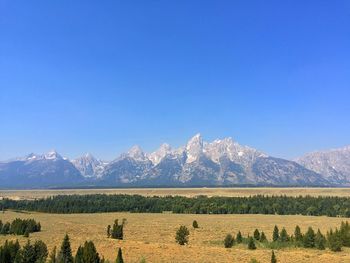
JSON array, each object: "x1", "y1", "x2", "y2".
[
  {"x1": 1, "y1": 210, "x2": 350, "y2": 263},
  {"x1": 2, "y1": 187, "x2": 350, "y2": 200}
]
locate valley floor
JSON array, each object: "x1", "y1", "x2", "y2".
[
  {"x1": 2, "y1": 187, "x2": 350, "y2": 200},
  {"x1": 1, "y1": 211, "x2": 350, "y2": 263}
]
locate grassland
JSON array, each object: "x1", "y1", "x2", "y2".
[
  {"x1": 1, "y1": 211, "x2": 350, "y2": 263},
  {"x1": 2, "y1": 187, "x2": 350, "y2": 200}
]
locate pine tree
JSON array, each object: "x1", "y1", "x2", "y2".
[
  {"x1": 271, "y1": 250, "x2": 277, "y2": 263},
  {"x1": 21, "y1": 240, "x2": 36, "y2": 263},
  {"x1": 280, "y1": 228, "x2": 289, "y2": 242},
  {"x1": 82, "y1": 241, "x2": 100, "y2": 263},
  {"x1": 75, "y1": 246, "x2": 84, "y2": 263},
  {"x1": 260, "y1": 232, "x2": 267, "y2": 242},
  {"x1": 327, "y1": 229, "x2": 342, "y2": 252},
  {"x1": 294, "y1": 225, "x2": 303, "y2": 243},
  {"x1": 303, "y1": 227, "x2": 315, "y2": 248},
  {"x1": 116, "y1": 248, "x2": 124, "y2": 263},
  {"x1": 192, "y1": 220, "x2": 199, "y2": 229},
  {"x1": 48, "y1": 246, "x2": 57, "y2": 263},
  {"x1": 175, "y1": 226, "x2": 190, "y2": 245},
  {"x1": 253, "y1": 229, "x2": 260, "y2": 240},
  {"x1": 315, "y1": 229, "x2": 325, "y2": 250},
  {"x1": 34, "y1": 240, "x2": 48, "y2": 263},
  {"x1": 58, "y1": 234, "x2": 73, "y2": 263},
  {"x1": 236, "y1": 231, "x2": 243, "y2": 243},
  {"x1": 272, "y1": 225, "x2": 279, "y2": 242},
  {"x1": 248, "y1": 237, "x2": 256, "y2": 250},
  {"x1": 224, "y1": 234, "x2": 234, "y2": 248}
]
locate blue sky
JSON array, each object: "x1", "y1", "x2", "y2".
[{"x1": 0, "y1": 1, "x2": 349, "y2": 161}]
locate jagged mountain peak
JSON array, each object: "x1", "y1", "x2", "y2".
[
  {"x1": 148, "y1": 143, "x2": 172, "y2": 165},
  {"x1": 44, "y1": 150, "x2": 62, "y2": 160},
  {"x1": 126, "y1": 145, "x2": 147, "y2": 161},
  {"x1": 185, "y1": 133, "x2": 204, "y2": 163}
]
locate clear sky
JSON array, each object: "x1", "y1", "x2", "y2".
[{"x1": 0, "y1": 1, "x2": 349, "y2": 161}]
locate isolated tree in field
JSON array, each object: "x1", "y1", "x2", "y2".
[
  {"x1": 294, "y1": 225, "x2": 303, "y2": 243},
  {"x1": 247, "y1": 237, "x2": 256, "y2": 250},
  {"x1": 175, "y1": 225, "x2": 190, "y2": 245},
  {"x1": 57, "y1": 234, "x2": 73, "y2": 263},
  {"x1": 111, "y1": 220, "x2": 124, "y2": 240},
  {"x1": 224, "y1": 234, "x2": 234, "y2": 248},
  {"x1": 192, "y1": 220, "x2": 199, "y2": 229},
  {"x1": 253, "y1": 229, "x2": 260, "y2": 240},
  {"x1": 48, "y1": 246, "x2": 57, "y2": 263},
  {"x1": 303, "y1": 227, "x2": 315, "y2": 248},
  {"x1": 272, "y1": 225, "x2": 279, "y2": 242},
  {"x1": 260, "y1": 231, "x2": 267, "y2": 242},
  {"x1": 271, "y1": 250, "x2": 277, "y2": 263},
  {"x1": 236, "y1": 231, "x2": 243, "y2": 243},
  {"x1": 280, "y1": 228, "x2": 289, "y2": 242},
  {"x1": 116, "y1": 248, "x2": 124, "y2": 263},
  {"x1": 107, "y1": 225, "x2": 111, "y2": 238},
  {"x1": 315, "y1": 229, "x2": 326, "y2": 250}
]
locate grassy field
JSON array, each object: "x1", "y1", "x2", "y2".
[
  {"x1": 2, "y1": 187, "x2": 350, "y2": 200},
  {"x1": 1, "y1": 211, "x2": 350, "y2": 263}
]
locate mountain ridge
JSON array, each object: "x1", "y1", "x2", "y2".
[{"x1": 0, "y1": 134, "x2": 348, "y2": 188}]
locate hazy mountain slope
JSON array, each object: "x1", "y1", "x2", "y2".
[{"x1": 296, "y1": 146, "x2": 350, "y2": 184}]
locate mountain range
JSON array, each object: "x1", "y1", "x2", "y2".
[{"x1": 0, "y1": 134, "x2": 349, "y2": 188}]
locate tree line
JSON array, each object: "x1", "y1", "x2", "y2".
[
  {"x1": 0, "y1": 218, "x2": 41, "y2": 237},
  {"x1": 0, "y1": 234, "x2": 124, "y2": 263},
  {"x1": 2, "y1": 194, "x2": 350, "y2": 217},
  {"x1": 223, "y1": 221, "x2": 350, "y2": 252}
]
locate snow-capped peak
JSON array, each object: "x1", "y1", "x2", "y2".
[
  {"x1": 127, "y1": 145, "x2": 147, "y2": 161},
  {"x1": 44, "y1": 150, "x2": 62, "y2": 160},
  {"x1": 71, "y1": 153, "x2": 105, "y2": 178},
  {"x1": 148, "y1": 143, "x2": 172, "y2": 165},
  {"x1": 185, "y1": 133, "x2": 204, "y2": 163}
]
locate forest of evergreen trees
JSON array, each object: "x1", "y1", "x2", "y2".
[
  {"x1": 0, "y1": 218, "x2": 41, "y2": 236},
  {"x1": 2, "y1": 194, "x2": 350, "y2": 217},
  {"x1": 0, "y1": 234, "x2": 124, "y2": 263}
]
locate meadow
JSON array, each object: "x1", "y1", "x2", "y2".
[
  {"x1": 1, "y1": 210, "x2": 350, "y2": 263},
  {"x1": 2, "y1": 187, "x2": 350, "y2": 200}
]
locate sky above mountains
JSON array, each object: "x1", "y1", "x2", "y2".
[{"x1": 0, "y1": 1, "x2": 349, "y2": 161}]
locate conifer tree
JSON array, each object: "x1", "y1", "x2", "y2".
[
  {"x1": 315, "y1": 229, "x2": 325, "y2": 250},
  {"x1": 294, "y1": 225, "x2": 303, "y2": 243},
  {"x1": 175, "y1": 226, "x2": 190, "y2": 245},
  {"x1": 116, "y1": 248, "x2": 124, "y2": 263},
  {"x1": 48, "y1": 246, "x2": 57, "y2": 263},
  {"x1": 224, "y1": 234, "x2": 234, "y2": 248},
  {"x1": 236, "y1": 231, "x2": 243, "y2": 243},
  {"x1": 58, "y1": 234, "x2": 73, "y2": 263},
  {"x1": 248, "y1": 237, "x2": 256, "y2": 250},
  {"x1": 271, "y1": 250, "x2": 277, "y2": 263},
  {"x1": 327, "y1": 229, "x2": 342, "y2": 252},
  {"x1": 303, "y1": 227, "x2": 315, "y2": 248},
  {"x1": 34, "y1": 240, "x2": 48, "y2": 263},
  {"x1": 260, "y1": 232, "x2": 267, "y2": 242},
  {"x1": 192, "y1": 220, "x2": 199, "y2": 229},
  {"x1": 272, "y1": 225, "x2": 279, "y2": 242},
  {"x1": 82, "y1": 241, "x2": 100, "y2": 263},
  {"x1": 75, "y1": 246, "x2": 84, "y2": 263},
  {"x1": 280, "y1": 228, "x2": 289, "y2": 242},
  {"x1": 253, "y1": 229, "x2": 260, "y2": 240},
  {"x1": 21, "y1": 240, "x2": 36, "y2": 263}
]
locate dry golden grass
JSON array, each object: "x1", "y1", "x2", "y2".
[
  {"x1": 1, "y1": 211, "x2": 350, "y2": 263},
  {"x1": 2, "y1": 187, "x2": 350, "y2": 200}
]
